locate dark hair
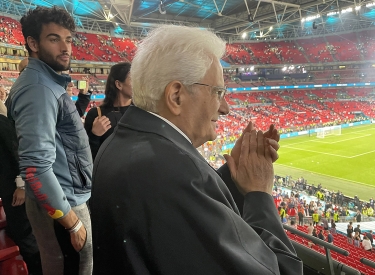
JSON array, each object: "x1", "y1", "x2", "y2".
[
  {"x1": 101, "y1": 62, "x2": 131, "y2": 108},
  {"x1": 20, "y1": 6, "x2": 76, "y2": 54}
]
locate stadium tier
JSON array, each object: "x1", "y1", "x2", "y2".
[
  {"x1": 1, "y1": 15, "x2": 375, "y2": 65},
  {"x1": 287, "y1": 225, "x2": 375, "y2": 275},
  {"x1": 1, "y1": 7, "x2": 375, "y2": 274}
]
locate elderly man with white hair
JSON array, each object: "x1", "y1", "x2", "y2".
[{"x1": 91, "y1": 25, "x2": 303, "y2": 274}]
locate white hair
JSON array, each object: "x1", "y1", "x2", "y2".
[{"x1": 131, "y1": 25, "x2": 226, "y2": 112}]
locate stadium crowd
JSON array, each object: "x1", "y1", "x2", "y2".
[
  {"x1": 0, "y1": 5, "x2": 374, "y2": 275},
  {"x1": 1, "y1": 14, "x2": 375, "y2": 65},
  {"x1": 0, "y1": 6, "x2": 305, "y2": 275},
  {"x1": 272, "y1": 175, "x2": 375, "y2": 274}
]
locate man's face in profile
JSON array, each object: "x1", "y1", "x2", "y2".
[
  {"x1": 36, "y1": 22, "x2": 72, "y2": 72},
  {"x1": 178, "y1": 58, "x2": 229, "y2": 147}
]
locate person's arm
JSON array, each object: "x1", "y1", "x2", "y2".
[
  {"x1": 84, "y1": 108, "x2": 102, "y2": 159},
  {"x1": 11, "y1": 85, "x2": 71, "y2": 218},
  {"x1": 243, "y1": 192, "x2": 296, "y2": 251},
  {"x1": 11, "y1": 85, "x2": 86, "y2": 251},
  {"x1": 84, "y1": 107, "x2": 111, "y2": 160},
  {"x1": 75, "y1": 90, "x2": 91, "y2": 117},
  {"x1": 223, "y1": 129, "x2": 301, "y2": 270},
  {"x1": 129, "y1": 147, "x2": 302, "y2": 274}
]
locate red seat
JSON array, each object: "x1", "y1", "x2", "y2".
[
  {"x1": 0, "y1": 246, "x2": 19, "y2": 261},
  {"x1": 0, "y1": 245, "x2": 28, "y2": 275},
  {"x1": 0, "y1": 257, "x2": 28, "y2": 275},
  {"x1": 0, "y1": 230, "x2": 17, "y2": 250},
  {"x1": 0, "y1": 207, "x2": 6, "y2": 229}
]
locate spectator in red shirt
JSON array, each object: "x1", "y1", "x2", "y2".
[{"x1": 288, "y1": 206, "x2": 297, "y2": 223}]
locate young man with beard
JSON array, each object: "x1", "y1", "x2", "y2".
[{"x1": 6, "y1": 7, "x2": 92, "y2": 275}]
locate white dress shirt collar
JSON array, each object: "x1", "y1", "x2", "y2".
[{"x1": 148, "y1": 112, "x2": 192, "y2": 144}]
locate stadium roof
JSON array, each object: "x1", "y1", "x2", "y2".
[{"x1": 2, "y1": 0, "x2": 375, "y2": 40}]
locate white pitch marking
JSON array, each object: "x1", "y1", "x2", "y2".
[
  {"x1": 282, "y1": 146, "x2": 351, "y2": 158},
  {"x1": 275, "y1": 163, "x2": 374, "y2": 187},
  {"x1": 311, "y1": 134, "x2": 372, "y2": 144},
  {"x1": 349, "y1": 149, "x2": 375, "y2": 158}
]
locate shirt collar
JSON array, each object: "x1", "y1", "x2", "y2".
[
  {"x1": 28, "y1": 57, "x2": 71, "y2": 89},
  {"x1": 148, "y1": 112, "x2": 192, "y2": 144}
]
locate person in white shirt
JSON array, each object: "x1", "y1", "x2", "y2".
[
  {"x1": 307, "y1": 223, "x2": 314, "y2": 235},
  {"x1": 362, "y1": 236, "x2": 373, "y2": 251}
]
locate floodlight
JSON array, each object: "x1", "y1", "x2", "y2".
[
  {"x1": 341, "y1": 7, "x2": 353, "y2": 14},
  {"x1": 242, "y1": 33, "x2": 247, "y2": 39},
  {"x1": 327, "y1": 11, "x2": 339, "y2": 16},
  {"x1": 159, "y1": 0, "x2": 166, "y2": 14}
]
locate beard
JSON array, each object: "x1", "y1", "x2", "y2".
[{"x1": 38, "y1": 46, "x2": 70, "y2": 72}]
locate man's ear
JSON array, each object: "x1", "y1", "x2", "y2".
[
  {"x1": 26, "y1": 36, "x2": 39, "y2": 53},
  {"x1": 164, "y1": 81, "x2": 184, "y2": 116}
]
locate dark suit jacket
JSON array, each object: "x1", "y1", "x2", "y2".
[
  {"x1": 91, "y1": 106, "x2": 303, "y2": 275},
  {"x1": 366, "y1": 232, "x2": 373, "y2": 244}
]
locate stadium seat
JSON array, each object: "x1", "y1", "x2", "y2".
[{"x1": 0, "y1": 206, "x2": 6, "y2": 229}]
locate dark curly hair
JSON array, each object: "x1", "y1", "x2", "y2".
[
  {"x1": 20, "y1": 6, "x2": 76, "y2": 54},
  {"x1": 101, "y1": 62, "x2": 131, "y2": 108}
]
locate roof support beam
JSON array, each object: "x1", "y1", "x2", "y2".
[{"x1": 256, "y1": 0, "x2": 300, "y2": 9}]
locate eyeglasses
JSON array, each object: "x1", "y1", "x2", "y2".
[{"x1": 192, "y1": 83, "x2": 227, "y2": 100}]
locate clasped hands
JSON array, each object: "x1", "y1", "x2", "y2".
[{"x1": 224, "y1": 122, "x2": 279, "y2": 196}]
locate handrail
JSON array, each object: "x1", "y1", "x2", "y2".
[
  {"x1": 284, "y1": 224, "x2": 349, "y2": 275},
  {"x1": 292, "y1": 242, "x2": 360, "y2": 275},
  {"x1": 283, "y1": 225, "x2": 349, "y2": 256},
  {"x1": 360, "y1": 257, "x2": 375, "y2": 269}
]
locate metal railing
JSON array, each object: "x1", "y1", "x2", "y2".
[
  {"x1": 360, "y1": 258, "x2": 375, "y2": 269},
  {"x1": 283, "y1": 224, "x2": 375, "y2": 274},
  {"x1": 284, "y1": 224, "x2": 348, "y2": 275}
]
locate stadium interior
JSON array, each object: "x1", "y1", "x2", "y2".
[{"x1": 1, "y1": 0, "x2": 375, "y2": 274}]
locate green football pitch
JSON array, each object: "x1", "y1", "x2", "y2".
[{"x1": 274, "y1": 123, "x2": 375, "y2": 200}]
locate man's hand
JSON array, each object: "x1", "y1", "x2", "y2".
[
  {"x1": 231, "y1": 122, "x2": 280, "y2": 166},
  {"x1": 92, "y1": 116, "x2": 111, "y2": 136},
  {"x1": 58, "y1": 210, "x2": 87, "y2": 252},
  {"x1": 12, "y1": 188, "x2": 25, "y2": 206},
  {"x1": 224, "y1": 130, "x2": 274, "y2": 195},
  {"x1": 70, "y1": 224, "x2": 87, "y2": 252},
  {"x1": 230, "y1": 122, "x2": 254, "y2": 167}
]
